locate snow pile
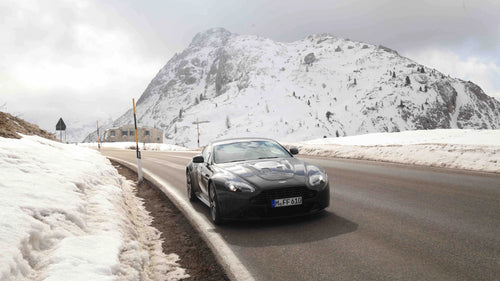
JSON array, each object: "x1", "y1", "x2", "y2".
[
  {"x1": 79, "y1": 142, "x2": 192, "y2": 151},
  {"x1": 303, "y1": 129, "x2": 500, "y2": 146},
  {"x1": 287, "y1": 129, "x2": 500, "y2": 173},
  {"x1": 0, "y1": 135, "x2": 188, "y2": 280}
]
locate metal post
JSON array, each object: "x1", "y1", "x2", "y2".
[
  {"x1": 96, "y1": 120, "x2": 101, "y2": 151},
  {"x1": 133, "y1": 98, "x2": 143, "y2": 182},
  {"x1": 192, "y1": 119, "x2": 209, "y2": 148},
  {"x1": 197, "y1": 118, "x2": 200, "y2": 148}
]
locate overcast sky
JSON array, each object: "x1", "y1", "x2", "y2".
[{"x1": 1, "y1": 0, "x2": 499, "y2": 133}]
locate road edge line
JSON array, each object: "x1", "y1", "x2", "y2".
[{"x1": 107, "y1": 156, "x2": 255, "y2": 281}]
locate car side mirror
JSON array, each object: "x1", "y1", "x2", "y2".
[
  {"x1": 193, "y1": 155, "x2": 204, "y2": 163},
  {"x1": 290, "y1": 147, "x2": 299, "y2": 155}
]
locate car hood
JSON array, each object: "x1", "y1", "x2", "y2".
[{"x1": 218, "y1": 158, "x2": 309, "y2": 186}]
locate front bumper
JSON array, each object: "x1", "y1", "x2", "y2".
[{"x1": 216, "y1": 184, "x2": 330, "y2": 220}]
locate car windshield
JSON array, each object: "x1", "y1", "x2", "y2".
[{"x1": 213, "y1": 140, "x2": 291, "y2": 164}]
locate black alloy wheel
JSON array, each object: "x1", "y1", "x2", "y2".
[
  {"x1": 186, "y1": 171, "x2": 196, "y2": 202},
  {"x1": 209, "y1": 183, "x2": 223, "y2": 225}
]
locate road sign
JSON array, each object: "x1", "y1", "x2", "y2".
[{"x1": 56, "y1": 118, "x2": 66, "y2": 131}]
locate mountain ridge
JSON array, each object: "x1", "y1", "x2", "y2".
[{"x1": 84, "y1": 28, "x2": 500, "y2": 147}]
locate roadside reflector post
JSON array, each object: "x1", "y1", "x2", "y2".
[
  {"x1": 133, "y1": 98, "x2": 143, "y2": 182},
  {"x1": 96, "y1": 120, "x2": 101, "y2": 151},
  {"x1": 196, "y1": 118, "x2": 200, "y2": 147}
]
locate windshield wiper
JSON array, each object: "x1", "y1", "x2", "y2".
[
  {"x1": 257, "y1": 156, "x2": 279, "y2": 159},
  {"x1": 228, "y1": 159, "x2": 246, "y2": 163}
]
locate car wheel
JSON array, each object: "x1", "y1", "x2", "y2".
[
  {"x1": 209, "y1": 183, "x2": 223, "y2": 225},
  {"x1": 186, "y1": 171, "x2": 196, "y2": 202}
]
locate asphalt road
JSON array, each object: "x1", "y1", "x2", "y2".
[{"x1": 101, "y1": 147, "x2": 500, "y2": 281}]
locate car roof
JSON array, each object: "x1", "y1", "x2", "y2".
[{"x1": 210, "y1": 137, "x2": 278, "y2": 146}]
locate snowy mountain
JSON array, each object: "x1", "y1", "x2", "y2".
[
  {"x1": 84, "y1": 28, "x2": 500, "y2": 147},
  {"x1": 65, "y1": 118, "x2": 113, "y2": 143}
]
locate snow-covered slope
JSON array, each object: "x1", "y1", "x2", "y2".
[{"x1": 85, "y1": 28, "x2": 500, "y2": 147}]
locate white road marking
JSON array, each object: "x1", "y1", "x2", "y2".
[{"x1": 107, "y1": 156, "x2": 254, "y2": 281}]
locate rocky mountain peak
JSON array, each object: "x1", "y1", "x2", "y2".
[{"x1": 189, "y1": 27, "x2": 233, "y2": 48}]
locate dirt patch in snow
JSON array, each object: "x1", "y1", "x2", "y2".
[{"x1": 111, "y1": 160, "x2": 229, "y2": 281}]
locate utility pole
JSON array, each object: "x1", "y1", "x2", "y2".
[
  {"x1": 192, "y1": 118, "x2": 209, "y2": 148},
  {"x1": 133, "y1": 98, "x2": 143, "y2": 182}
]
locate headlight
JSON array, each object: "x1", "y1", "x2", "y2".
[
  {"x1": 225, "y1": 180, "x2": 255, "y2": 192},
  {"x1": 308, "y1": 173, "x2": 327, "y2": 186},
  {"x1": 307, "y1": 166, "x2": 328, "y2": 189}
]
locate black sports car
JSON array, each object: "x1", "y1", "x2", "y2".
[{"x1": 186, "y1": 138, "x2": 330, "y2": 224}]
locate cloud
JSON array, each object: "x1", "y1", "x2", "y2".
[
  {"x1": 404, "y1": 48, "x2": 500, "y2": 101},
  {"x1": 0, "y1": 0, "x2": 171, "y2": 131},
  {"x1": 2, "y1": 0, "x2": 499, "y2": 133}
]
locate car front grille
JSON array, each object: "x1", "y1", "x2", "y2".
[{"x1": 250, "y1": 186, "x2": 317, "y2": 205}]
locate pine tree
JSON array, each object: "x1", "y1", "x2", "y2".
[
  {"x1": 178, "y1": 108, "x2": 183, "y2": 119},
  {"x1": 353, "y1": 78, "x2": 357, "y2": 85},
  {"x1": 336, "y1": 130, "x2": 339, "y2": 137},
  {"x1": 405, "y1": 76, "x2": 411, "y2": 86},
  {"x1": 392, "y1": 71, "x2": 396, "y2": 78},
  {"x1": 226, "y1": 115, "x2": 231, "y2": 129},
  {"x1": 326, "y1": 111, "x2": 332, "y2": 120}
]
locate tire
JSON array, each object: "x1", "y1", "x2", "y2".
[
  {"x1": 209, "y1": 183, "x2": 223, "y2": 225},
  {"x1": 186, "y1": 171, "x2": 196, "y2": 202}
]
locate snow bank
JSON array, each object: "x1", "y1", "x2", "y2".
[
  {"x1": 286, "y1": 129, "x2": 500, "y2": 173},
  {"x1": 79, "y1": 142, "x2": 193, "y2": 152},
  {"x1": 303, "y1": 129, "x2": 500, "y2": 146},
  {"x1": 0, "y1": 135, "x2": 188, "y2": 280}
]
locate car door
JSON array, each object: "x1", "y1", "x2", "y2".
[{"x1": 197, "y1": 145, "x2": 212, "y2": 198}]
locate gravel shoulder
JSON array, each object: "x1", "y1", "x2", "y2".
[{"x1": 111, "y1": 160, "x2": 229, "y2": 281}]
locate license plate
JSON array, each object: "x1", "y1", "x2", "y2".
[{"x1": 272, "y1": 197, "x2": 302, "y2": 207}]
